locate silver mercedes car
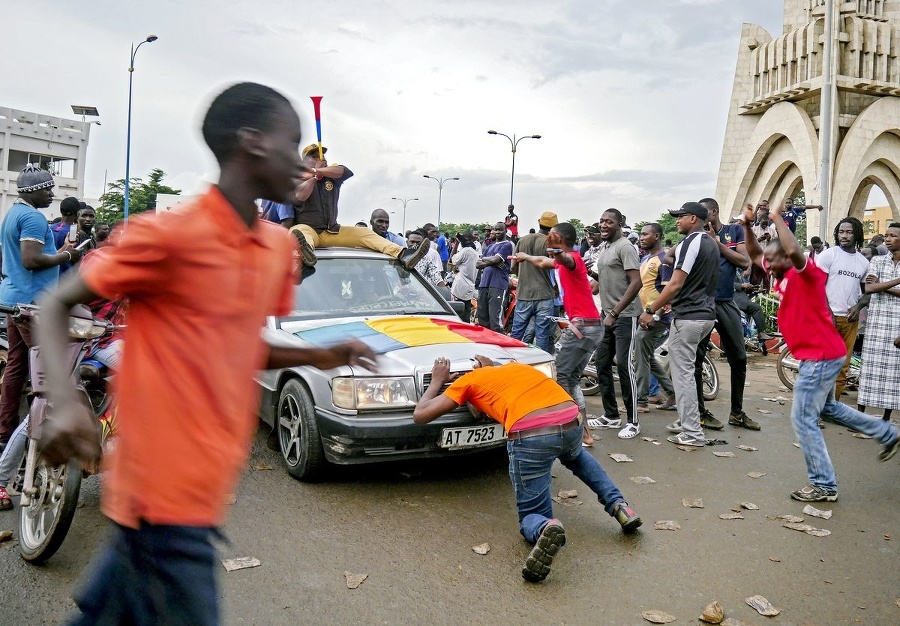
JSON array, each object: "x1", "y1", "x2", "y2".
[{"x1": 257, "y1": 247, "x2": 555, "y2": 481}]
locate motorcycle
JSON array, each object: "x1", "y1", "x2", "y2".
[
  {"x1": 777, "y1": 346, "x2": 861, "y2": 392},
  {"x1": 0, "y1": 303, "x2": 117, "y2": 564}
]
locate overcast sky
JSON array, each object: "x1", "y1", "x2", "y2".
[{"x1": 5, "y1": 0, "x2": 796, "y2": 230}]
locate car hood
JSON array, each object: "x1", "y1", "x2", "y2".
[{"x1": 272, "y1": 315, "x2": 551, "y2": 376}]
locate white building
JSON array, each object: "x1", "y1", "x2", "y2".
[{"x1": 0, "y1": 106, "x2": 94, "y2": 220}]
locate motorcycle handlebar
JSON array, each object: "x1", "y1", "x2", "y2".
[{"x1": 0, "y1": 303, "x2": 19, "y2": 315}]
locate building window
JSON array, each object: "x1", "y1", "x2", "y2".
[{"x1": 8, "y1": 150, "x2": 75, "y2": 178}]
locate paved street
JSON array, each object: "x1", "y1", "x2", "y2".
[{"x1": 0, "y1": 353, "x2": 898, "y2": 625}]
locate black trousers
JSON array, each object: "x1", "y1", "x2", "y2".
[{"x1": 696, "y1": 300, "x2": 746, "y2": 416}]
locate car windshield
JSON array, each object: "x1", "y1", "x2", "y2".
[{"x1": 291, "y1": 256, "x2": 452, "y2": 319}]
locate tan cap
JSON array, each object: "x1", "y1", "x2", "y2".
[
  {"x1": 301, "y1": 143, "x2": 327, "y2": 159},
  {"x1": 538, "y1": 211, "x2": 558, "y2": 228}
]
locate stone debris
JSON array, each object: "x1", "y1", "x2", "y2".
[
  {"x1": 747, "y1": 471, "x2": 767, "y2": 479},
  {"x1": 675, "y1": 445, "x2": 699, "y2": 452},
  {"x1": 768, "y1": 556, "x2": 781, "y2": 562},
  {"x1": 251, "y1": 463, "x2": 273, "y2": 471},
  {"x1": 682, "y1": 498, "x2": 705, "y2": 508},
  {"x1": 0, "y1": 530, "x2": 12, "y2": 543},
  {"x1": 630, "y1": 476, "x2": 657, "y2": 484},
  {"x1": 224, "y1": 494, "x2": 237, "y2": 505},
  {"x1": 745, "y1": 595, "x2": 780, "y2": 616},
  {"x1": 801, "y1": 504, "x2": 833, "y2": 520},
  {"x1": 471, "y1": 543, "x2": 490, "y2": 555},
  {"x1": 771, "y1": 514, "x2": 804, "y2": 523},
  {"x1": 851, "y1": 432, "x2": 872, "y2": 439},
  {"x1": 654, "y1": 520, "x2": 681, "y2": 531},
  {"x1": 609, "y1": 453, "x2": 633, "y2": 463},
  {"x1": 641, "y1": 609, "x2": 677, "y2": 623},
  {"x1": 736, "y1": 445, "x2": 757, "y2": 451},
  {"x1": 558, "y1": 489, "x2": 578, "y2": 499},
  {"x1": 783, "y1": 522, "x2": 832, "y2": 537},
  {"x1": 756, "y1": 409, "x2": 772, "y2": 414},
  {"x1": 740, "y1": 502, "x2": 759, "y2": 510},
  {"x1": 221, "y1": 557, "x2": 261, "y2": 572},
  {"x1": 699, "y1": 600, "x2": 725, "y2": 623},
  {"x1": 719, "y1": 512, "x2": 744, "y2": 520},
  {"x1": 712, "y1": 451, "x2": 735, "y2": 458},
  {"x1": 343, "y1": 571, "x2": 368, "y2": 589}
]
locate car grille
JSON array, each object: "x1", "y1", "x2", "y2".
[{"x1": 420, "y1": 370, "x2": 470, "y2": 395}]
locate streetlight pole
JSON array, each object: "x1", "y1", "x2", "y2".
[
  {"x1": 391, "y1": 197, "x2": 419, "y2": 233},
  {"x1": 487, "y1": 130, "x2": 541, "y2": 208},
  {"x1": 422, "y1": 175, "x2": 459, "y2": 230},
  {"x1": 124, "y1": 34, "x2": 159, "y2": 221}
]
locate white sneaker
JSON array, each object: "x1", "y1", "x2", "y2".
[
  {"x1": 618, "y1": 423, "x2": 641, "y2": 439},
  {"x1": 588, "y1": 415, "x2": 622, "y2": 429}
]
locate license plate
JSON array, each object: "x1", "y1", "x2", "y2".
[{"x1": 439, "y1": 424, "x2": 504, "y2": 449}]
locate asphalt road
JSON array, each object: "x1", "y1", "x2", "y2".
[{"x1": 0, "y1": 353, "x2": 898, "y2": 625}]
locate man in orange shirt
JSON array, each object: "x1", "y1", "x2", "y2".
[
  {"x1": 414, "y1": 356, "x2": 641, "y2": 583},
  {"x1": 36, "y1": 82, "x2": 376, "y2": 625}
]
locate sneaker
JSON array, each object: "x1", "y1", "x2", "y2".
[
  {"x1": 0, "y1": 486, "x2": 12, "y2": 511},
  {"x1": 700, "y1": 410, "x2": 724, "y2": 430},
  {"x1": 665, "y1": 420, "x2": 683, "y2": 433},
  {"x1": 729, "y1": 412, "x2": 761, "y2": 431},
  {"x1": 790, "y1": 485, "x2": 838, "y2": 502},
  {"x1": 667, "y1": 432, "x2": 705, "y2": 447},
  {"x1": 613, "y1": 502, "x2": 643, "y2": 533},
  {"x1": 656, "y1": 395, "x2": 677, "y2": 411},
  {"x1": 587, "y1": 415, "x2": 621, "y2": 429},
  {"x1": 522, "y1": 519, "x2": 566, "y2": 583},
  {"x1": 291, "y1": 229, "x2": 317, "y2": 267},
  {"x1": 879, "y1": 435, "x2": 900, "y2": 462},
  {"x1": 398, "y1": 244, "x2": 429, "y2": 271},
  {"x1": 618, "y1": 423, "x2": 641, "y2": 439}
]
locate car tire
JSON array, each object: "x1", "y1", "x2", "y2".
[{"x1": 277, "y1": 378, "x2": 327, "y2": 481}]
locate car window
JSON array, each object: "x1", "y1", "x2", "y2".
[{"x1": 292, "y1": 257, "x2": 452, "y2": 318}]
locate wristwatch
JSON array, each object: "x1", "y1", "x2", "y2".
[{"x1": 645, "y1": 306, "x2": 661, "y2": 322}]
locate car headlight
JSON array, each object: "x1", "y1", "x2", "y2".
[
  {"x1": 532, "y1": 361, "x2": 555, "y2": 379},
  {"x1": 332, "y1": 377, "x2": 415, "y2": 410},
  {"x1": 68, "y1": 317, "x2": 106, "y2": 339}
]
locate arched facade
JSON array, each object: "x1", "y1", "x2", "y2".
[{"x1": 715, "y1": 1, "x2": 900, "y2": 240}]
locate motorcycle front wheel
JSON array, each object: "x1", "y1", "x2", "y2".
[
  {"x1": 777, "y1": 348, "x2": 800, "y2": 391},
  {"x1": 18, "y1": 452, "x2": 81, "y2": 564},
  {"x1": 702, "y1": 353, "x2": 719, "y2": 401}
]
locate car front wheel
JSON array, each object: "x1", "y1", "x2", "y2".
[{"x1": 277, "y1": 378, "x2": 327, "y2": 481}]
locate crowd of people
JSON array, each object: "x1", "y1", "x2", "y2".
[{"x1": 0, "y1": 80, "x2": 897, "y2": 620}]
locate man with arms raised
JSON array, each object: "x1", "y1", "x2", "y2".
[
  {"x1": 37, "y1": 82, "x2": 376, "y2": 624},
  {"x1": 741, "y1": 206, "x2": 898, "y2": 502}
]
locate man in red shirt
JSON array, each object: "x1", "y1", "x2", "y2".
[
  {"x1": 414, "y1": 356, "x2": 641, "y2": 583},
  {"x1": 36, "y1": 82, "x2": 376, "y2": 624},
  {"x1": 742, "y1": 206, "x2": 899, "y2": 503},
  {"x1": 515, "y1": 222, "x2": 603, "y2": 447}
]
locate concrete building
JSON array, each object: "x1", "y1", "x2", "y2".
[
  {"x1": 863, "y1": 203, "x2": 896, "y2": 235},
  {"x1": 715, "y1": 0, "x2": 900, "y2": 241},
  {"x1": 1, "y1": 106, "x2": 94, "y2": 220}
]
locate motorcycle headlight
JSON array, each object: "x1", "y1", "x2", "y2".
[
  {"x1": 532, "y1": 361, "x2": 555, "y2": 379},
  {"x1": 67, "y1": 316, "x2": 95, "y2": 339},
  {"x1": 332, "y1": 377, "x2": 415, "y2": 410}
]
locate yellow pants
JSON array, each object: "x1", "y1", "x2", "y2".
[
  {"x1": 290, "y1": 225, "x2": 403, "y2": 258},
  {"x1": 833, "y1": 315, "x2": 859, "y2": 400}
]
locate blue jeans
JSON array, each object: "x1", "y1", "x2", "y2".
[
  {"x1": 0, "y1": 416, "x2": 28, "y2": 487},
  {"x1": 70, "y1": 523, "x2": 220, "y2": 626},
  {"x1": 510, "y1": 298, "x2": 555, "y2": 353},
  {"x1": 507, "y1": 425, "x2": 626, "y2": 544},
  {"x1": 792, "y1": 357, "x2": 899, "y2": 491}
]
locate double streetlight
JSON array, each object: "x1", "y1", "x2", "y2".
[
  {"x1": 422, "y1": 175, "x2": 459, "y2": 229},
  {"x1": 391, "y1": 197, "x2": 418, "y2": 233},
  {"x1": 487, "y1": 130, "x2": 541, "y2": 208},
  {"x1": 124, "y1": 34, "x2": 159, "y2": 221}
]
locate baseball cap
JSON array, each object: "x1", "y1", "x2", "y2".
[
  {"x1": 301, "y1": 143, "x2": 327, "y2": 159},
  {"x1": 669, "y1": 202, "x2": 708, "y2": 220},
  {"x1": 538, "y1": 211, "x2": 558, "y2": 228}
]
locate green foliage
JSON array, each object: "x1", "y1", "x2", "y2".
[
  {"x1": 566, "y1": 218, "x2": 585, "y2": 238},
  {"x1": 635, "y1": 212, "x2": 680, "y2": 246},
  {"x1": 98, "y1": 168, "x2": 181, "y2": 223}
]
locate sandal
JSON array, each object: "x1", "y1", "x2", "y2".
[
  {"x1": 0, "y1": 486, "x2": 12, "y2": 511},
  {"x1": 656, "y1": 395, "x2": 677, "y2": 411},
  {"x1": 618, "y1": 423, "x2": 641, "y2": 439}
]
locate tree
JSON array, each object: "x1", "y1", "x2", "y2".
[
  {"x1": 98, "y1": 168, "x2": 181, "y2": 223},
  {"x1": 636, "y1": 213, "x2": 680, "y2": 246}
]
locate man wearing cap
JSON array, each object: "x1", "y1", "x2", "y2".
[
  {"x1": 638, "y1": 202, "x2": 719, "y2": 447},
  {"x1": 509, "y1": 212, "x2": 558, "y2": 353},
  {"x1": 289, "y1": 144, "x2": 426, "y2": 271},
  {"x1": 0, "y1": 165, "x2": 81, "y2": 447}
]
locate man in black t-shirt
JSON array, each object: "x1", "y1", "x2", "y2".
[{"x1": 638, "y1": 202, "x2": 719, "y2": 447}]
